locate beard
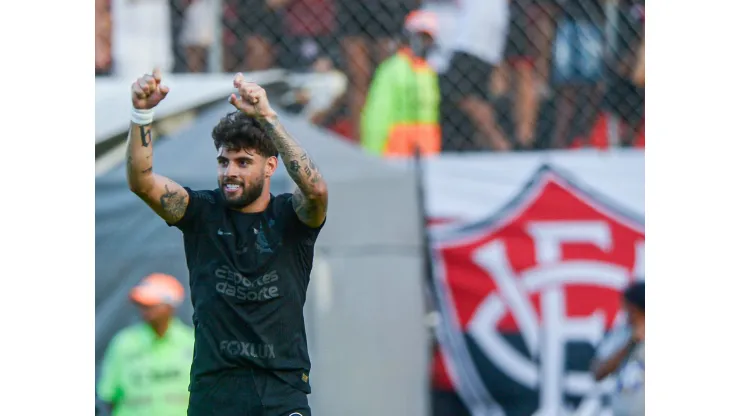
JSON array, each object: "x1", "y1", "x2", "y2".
[{"x1": 219, "y1": 177, "x2": 265, "y2": 209}]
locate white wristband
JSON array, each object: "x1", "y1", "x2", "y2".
[{"x1": 131, "y1": 107, "x2": 154, "y2": 125}]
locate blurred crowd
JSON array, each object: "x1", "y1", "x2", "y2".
[{"x1": 95, "y1": 0, "x2": 645, "y2": 154}]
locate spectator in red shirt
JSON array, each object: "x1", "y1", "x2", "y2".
[
  {"x1": 275, "y1": 0, "x2": 347, "y2": 127},
  {"x1": 224, "y1": 0, "x2": 284, "y2": 71},
  {"x1": 282, "y1": 0, "x2": 335, "y2": 38},
  {"x1": 278, "y1": 0, "x2": 337, "y2": 70},
  {"x1": 222, "y1": 0, "x2": 336, "y2": 72}
]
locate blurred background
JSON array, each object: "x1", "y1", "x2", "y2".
[{"x1": 95, "y1": 0, "x2": 645, "y2": 414}]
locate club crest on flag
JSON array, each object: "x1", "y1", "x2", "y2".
[{"x1": 431, "y1": 165, "x2": 644, "y2": 415}]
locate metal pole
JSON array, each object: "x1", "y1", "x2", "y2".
[{"x1": 208, "y1": 0, "x2": 223, "y2": 73}]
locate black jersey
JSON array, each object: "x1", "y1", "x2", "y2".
[{"x1": 168, "y1": 188, "x2": 324, "y2": 393}]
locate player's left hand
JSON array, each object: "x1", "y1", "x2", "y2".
[{"x1": 229, "y1": 73, "x2": 277, "y2": 120}]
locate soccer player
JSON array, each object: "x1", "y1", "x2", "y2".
[{"x1": 125, "y1": 68, "x2": 328, "y2": 416}]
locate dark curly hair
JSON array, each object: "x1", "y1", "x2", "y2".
[{"x1": 211, "y1": 111, "x2": 278, "y2": 158}]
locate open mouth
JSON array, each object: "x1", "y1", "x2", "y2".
[{"x1": 223, "y1": 183, "x2": 242, "y2": 194}]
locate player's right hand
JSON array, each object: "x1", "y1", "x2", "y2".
[{"x1": 131, "y1": 68, "x2": 170, "y2": 110}]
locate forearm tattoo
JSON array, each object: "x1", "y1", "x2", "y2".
[
  {"x1": 261, "y1": 117, "x2": 327, "y2": 224},
  {"x1": 127, "y1": 123, "x2": 154, "y2": 179},
  {"x1": 262, "y1": 118, "x2": 325, "y2": 194},
  {"x1": 126, "y1": 153, "x2": 152, "y2": 176},
  {"x1": 139, "y1": 124, "x2": 153, "y2": 147}
]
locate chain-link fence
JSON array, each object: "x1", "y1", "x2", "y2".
[{"x1": 95, "y1": 0, "x2": 644, "y2": 153}]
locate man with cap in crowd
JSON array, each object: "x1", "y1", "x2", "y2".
[
  {"x1": 97, "y1": 273, "x2": 194, "y2": 416},
  {"x1": 591, "y1": 280, "x2": 645, "y2": 416},
  {"x1": 360, "y1": 9, "x2": 441, "y2": 157}
]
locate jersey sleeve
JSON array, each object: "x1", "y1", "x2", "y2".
[
  {"x1": 96, "y1": 334, "x2": 124, "y2": 404},
  {"x1": 167, "y1": 187, "x2": 217, "y2": 232},
  {"x1": 278, "y1": 193, "x2": 326, "y2": 245}
]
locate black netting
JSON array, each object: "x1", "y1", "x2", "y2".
[{"x1": 95, "y1": 0, "x2": 645, "y2": 151}]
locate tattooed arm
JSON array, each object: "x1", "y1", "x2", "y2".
[
  {"x1": 125, "y1": 121, "x2": 190, "y2": 224},
  {"x1": 261, "y1": 115, "x2": 328, "y2": 228},
  {"x1": 126, "y1": 70, "x2": 190, "y2": 224},
  {"x1": 229, "y1": 76, "x2": 328, "y2": 227}
]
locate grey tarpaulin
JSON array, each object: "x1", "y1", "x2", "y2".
[{"x1": 95, "y1": 102, "x2": 429, "y2": 416}]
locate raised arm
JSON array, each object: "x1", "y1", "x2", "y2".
[
  {"x1": 126, "y1": 69, "x2": 190, "y2": 224},
  {"x1": 229, "y1": 74, "x2": 328, "y2": 228}
]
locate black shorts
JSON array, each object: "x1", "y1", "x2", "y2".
[
  {"x1": 188, "y1": 369, "x2": 310, "y2": 416},
  {"x1": 337, "y1": 0, "x2": 413, "y2": 38},
  {"x1": 443, "y1": 51, "x2": 495, "y2": 101}
]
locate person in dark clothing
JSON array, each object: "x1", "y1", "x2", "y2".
[
  {"x1": 125, "y1": 68, "x2": 329, "y2": 416},
  {"x1": 550, "y1": 0, "x2": 606, "y2": 148}
]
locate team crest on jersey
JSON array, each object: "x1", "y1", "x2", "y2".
[
  {"x1": 255, "y1": 219, "x2": 278, "y2": 254},
  {"x1": 431, "y1": 165, "x2": 644, "y2": 415}
]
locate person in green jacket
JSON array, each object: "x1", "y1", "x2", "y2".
[
  {"x1": 361, "y1": 10, "x2": 441, "y2": 157},
  {"x1": 97, "y1": 273, "x2": 194, "y2": 416}
]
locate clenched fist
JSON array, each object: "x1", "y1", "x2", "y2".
[
  {"x1": 132, "y1": 68, "x2": 170, "y2": 110},
  {"x1": 228, "y1": 73, "x2": 277, "y2": 120}
]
